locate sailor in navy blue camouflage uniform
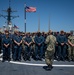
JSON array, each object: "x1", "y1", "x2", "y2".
[
  {"x1": 23, "y1": 33, "x2": 32, "y2": 61},
  {"x1": 34, "y1": 32, "x2": 44, "y2": 60},
  {"x1": 2, "y1": 30, "x2": 11, "y2": 62},
  {"x1": 57, "y1": 30, "x2": 67, "y2": 61},
  {"x1": 13, "y1": 31, "x2": 22, "y2": 61}
]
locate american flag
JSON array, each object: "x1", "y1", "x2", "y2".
[
  {"x1": 14, "y1": 25, "x2": 19, "y2": 29},
  {"x1": 26, "y1": 6, "x2": 36, "y2": 12}
]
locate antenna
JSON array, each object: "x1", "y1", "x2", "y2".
[
  {"x1": 38, "y1": 15, "x2": 40, "y2": 32},
  {"x1": 9, "y1": 0, "x2": 11, "y2": 7},
  {"x1": 48, "y1": 17, "x2": 50, "y2": 31}
]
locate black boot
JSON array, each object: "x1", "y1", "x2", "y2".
[{"x1": 44, "y1": 65, "x2": 53, "y2": 71}]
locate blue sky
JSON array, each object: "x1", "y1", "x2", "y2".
[{"x1": 0, "y1": 0, "x2": 74, "y2": 32}]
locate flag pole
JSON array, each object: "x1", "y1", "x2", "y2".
[{"x1": 24, "y1": 3, "x2": 26, "y2": 33}]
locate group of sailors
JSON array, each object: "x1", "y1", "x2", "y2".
[{"x1": 0, "y1": 30, "x2": 74, "y2": 64}]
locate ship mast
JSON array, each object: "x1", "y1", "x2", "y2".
[
  {"x1": 1, "y1": 0, "x2": 19, "y2": 25},
  {"x1": 0, "y1": 0, "x2": 19, "y2": 32}
]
